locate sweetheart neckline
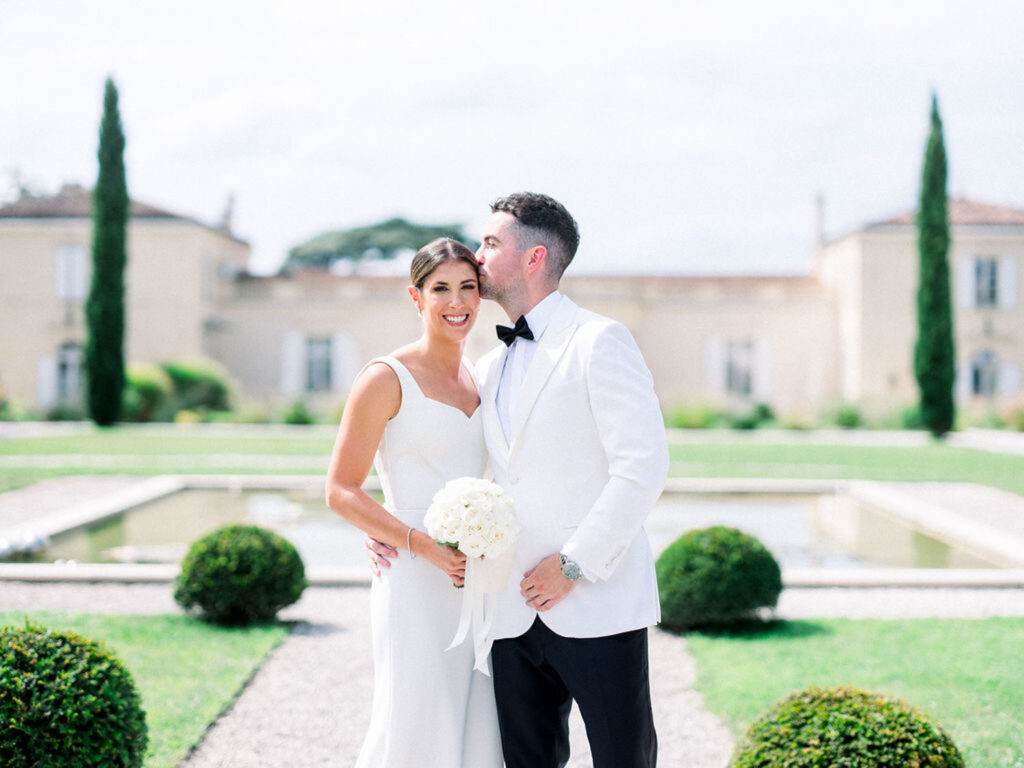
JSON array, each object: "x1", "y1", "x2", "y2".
[
  {"x1": 421, "y1": 396, "x2": 481, "y2": 420},
  {"x1": 377, "y1": 355, "x2": 481, "y2": 420}
]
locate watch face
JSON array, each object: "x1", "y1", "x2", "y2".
[{"x1": 560, "y1": 556, "x2": 581, "y2": 581}]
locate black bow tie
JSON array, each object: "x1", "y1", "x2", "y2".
[{"x1": 496, "y1": 315, "x2": 534, "y2": 347}]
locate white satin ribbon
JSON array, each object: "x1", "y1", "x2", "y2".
[{"x1": 446, "y1": 546, "x2": 515, "y2": 676}]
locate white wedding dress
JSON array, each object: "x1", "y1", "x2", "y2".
[{"x1": 355, "y1": 356, "x2": 504, "y2": 768}]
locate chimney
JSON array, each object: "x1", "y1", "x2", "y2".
[
  {"x1": 814, "y1": 192, "x2": 825, "y2": 246},
  {"x1": 219, "y1": 194, "x2": 235, "y2": 234}
]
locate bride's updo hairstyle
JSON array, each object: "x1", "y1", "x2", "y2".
[{"x1": 410, "y1": 238, "x2": 479, "y2": 290}]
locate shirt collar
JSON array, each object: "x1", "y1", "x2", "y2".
[{"x1": 522, "y1": 291, "x2": 563, "y2": 343}]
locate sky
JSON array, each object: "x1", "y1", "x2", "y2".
[{"x1": 2, "y1": 1, "x2": 1022, "y2": 276}]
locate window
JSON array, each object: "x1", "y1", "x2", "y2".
[
  {"x1": 970, "y1": 349, "x2": 997, "y2": 397},
  {"x1": 56, "y1": 244, "x2": 88, "y2": 300},
  {"x1": 974, "y1": 257, "x2": 998, "y2": 307},
  {"x1": 725, "y1": 341, "x2": 754, "y2": 398},
  {"x1": 56, "y1": 343, "x2": 83, "y2": 402},
  {"x1": 306, "y1": 337, "x2": 332, "y2": 392}
]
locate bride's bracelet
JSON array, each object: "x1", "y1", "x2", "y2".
[{"x1": 406, "y1": 526, "x2": 417, "y2": 559}]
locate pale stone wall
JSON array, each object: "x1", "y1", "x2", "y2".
[
  {"x1": 854, "y1": 231, "x2": 921, "y2": 415},
  {"x1": 560, "y1": 275, "x2": 837, "y2": 417},
  {"x1": 0, "y1": 219, "x2": 89, "y2": 407},
  {"x1": 950, "y1": 226, "x2": 1024, "y2": 417},
  {"x1": 817, "y1": 234, "x2": 864, "y2": 405},
  {"x1": 208, "y1": 272, "x2": 838, "y2": 419},
  {"x1": 818, "y1": 224, "x2": 1024, "y2": 420},
  {"x1": 0, "y1": 216, "x2": 249, "y2": 410}
]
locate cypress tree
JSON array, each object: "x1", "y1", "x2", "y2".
[
  {"x1": 913, "y1": 93, "x2": 956, "y2": 437},
  {"x1": 85, "y1": 77, "x2": 129, "y2": 426}
]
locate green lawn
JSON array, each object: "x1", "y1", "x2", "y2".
[
  {"x1": 685, "y1": 617, "x2": 1024, "y2": 768},
  {"x1": 0, "y1": 425, "x2": 338, "y2": 492},
  {"x1": 0, "y1": 426, "x2": 335, "y2": 456},
  {"x1": 0, "y1": 612, "x2": 289, "y2": 768},
  {"x1": 670, "y1": 440, "x2": 1024, "y2": 496},
  {"x1": 4, "y1": 426, "x2": 1023, "y2": 498}
]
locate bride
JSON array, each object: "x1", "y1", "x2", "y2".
[{"x1": 325, "y1": 238, "x2": 503, "y2": 767}]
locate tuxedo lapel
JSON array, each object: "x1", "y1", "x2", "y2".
[
  {"x1": 480, "y1": 345, "x2": 511, "y2": 465},
  {"x1": 509, "y1": 298, "x2": 580, "y2": 451}
]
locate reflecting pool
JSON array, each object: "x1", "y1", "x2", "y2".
[{"x1": 6, "y1": 488, "x2": 1000, "y2": 570}]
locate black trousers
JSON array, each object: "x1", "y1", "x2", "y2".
[{"x1": 491, "y1": 617, "x2": 657, "y2": 768}]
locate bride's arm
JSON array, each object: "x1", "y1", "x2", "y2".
[{"x1": 325, "y1": 363, "x2": 466, "y2": 584}]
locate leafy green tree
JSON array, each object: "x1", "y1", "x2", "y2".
[
  {"x1": 85, "y1": 77, "x2": 129, "y2": 426},
  {"x1": 284, "y1": 217, "x2": 474, "y2": 272},
  {"x1": 913, "y1": 93, "x2": 955, "y2": 437}
]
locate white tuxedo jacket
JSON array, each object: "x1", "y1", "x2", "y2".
[{"x1": 478, "y1": 296, "x2": 668, "y2": 640}]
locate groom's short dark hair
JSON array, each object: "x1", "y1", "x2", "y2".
[{"x1": 490, "y1": 192, "x2": 580, "y2": 281}]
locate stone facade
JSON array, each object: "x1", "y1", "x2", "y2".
[
  {"x1": 0, "y1": 185, "x2": 248, "y2": 410},
  {"x1": 820, "y1": 200, "x2": 1024, "y2": 419},
  {"x1": 1, "y1": 187, "x2": 1021, "y2": 421}
]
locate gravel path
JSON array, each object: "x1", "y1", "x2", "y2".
[
  {"x1": 0, "y1": 583, "x2": 733, "y2": 768},
  {"x1": 3, "y1": 582, "x2": 1023, "y2": 768}
]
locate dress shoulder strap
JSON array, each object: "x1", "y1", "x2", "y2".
[
  {"x1": 462, "y1": 356, "x2": 480, "y2": 388},
  {"x1": 363, "y1": 355, "x2": 421, "y2": 398}
]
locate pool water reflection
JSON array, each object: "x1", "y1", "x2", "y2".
[
  {"x1": 647, "y1": 494, "x2": 996, "y2": 570},
  {"x1": 7, "y1": 489, "x2": 1000, "y2": 570}
]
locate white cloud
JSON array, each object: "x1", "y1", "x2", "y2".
[{"x1": 2, "y1": 0, "x2": 1022, "y2": 274}]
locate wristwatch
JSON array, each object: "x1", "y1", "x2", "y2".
[{"x1": 558, "y1": 553, "x2": 583, "y2": 582}]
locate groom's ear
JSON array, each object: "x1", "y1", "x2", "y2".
[{"x1": 525, "y1": 245, "x2": 547, "y2": 276}]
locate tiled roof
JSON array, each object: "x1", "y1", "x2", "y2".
[
  {"x1": 869, "y1": 198, "x2": 1024, "y2": 228},
  {"x1": 0, "y1": 184, "x2": 182, "y2": 220}
]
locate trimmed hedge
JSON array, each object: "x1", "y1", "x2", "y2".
[
  {"x1": 160, "y1": 357, "x2": 233, "y2": 415},
  {"x1": 730, "y1": 685, "x2": 965, "y2": 767},
  {"x1": 0, "y1": 622, "x2": 148, "y2": 767},
  {"x1": 121, "y1": 363, "x2": 173, "y2": 422},
  {"x1": 174, "y1": 525, "x2": 307, "y2": 625},
  {"x1": 656, "y1": 526, "x2": 782, "y2": 632}
]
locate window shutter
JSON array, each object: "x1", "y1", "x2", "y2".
[
  {"x1": 704, "y1": 336, "x2": 725, "y2": 394},
  {"x1": 280, "y1": 331, "x2": 305, "y2": 395},
  {"x1": 955, "y1": 363, "x2": 970, "y2": 403},
  {"x1": 956, "y1": 257, "x2": 974, "y2": 309},
  {"x1": 1000, "y1": 362, "x2": 1022, "y2": 398},
  {"x1": 998, "y1": 256, "x2": 1018, "y2": 309},
  {"x1": 754, "y1": 339, "x2": 772, "y2": 401},
  {"x1": 36, "y1": 355, "x2": 57, "y2": 408}
]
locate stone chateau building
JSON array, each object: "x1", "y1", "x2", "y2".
[{"x1": 1, "y1": 184, "x2": 1022, "y2": 422}]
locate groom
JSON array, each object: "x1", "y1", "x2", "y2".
[
  {"x1": 474, "y1": 192, "x2": 667, "y2": 768},
  {"x1": 372, "y1": 192, "x2": 667, "y2": 767}
]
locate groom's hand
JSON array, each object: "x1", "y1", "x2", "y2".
[
  {"x1": 520, "y1": 554, "x2": 576, "y2": 612},
  {"x1": 365, "y1": 536, "x2": 398, "y2": 578}
]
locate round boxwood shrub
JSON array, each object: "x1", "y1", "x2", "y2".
[
  {"x1": 121, "y1": 363, "x2": 173, "y2": 422},
  {"x1": 160, "y1": 357, "x2": 234, "y2": 414},
  {"x1": 730, "y1": 685, "x2": 965, "y2": 768},
  {"x1": 174, "y1": 525, "x2": 307, "y2": 625},
  {"x1": 656, "y1": 525, "x2": 782, "y2": 632},
  {"x1": 0, "y1": 622, "x2": 147, "y2": 767}
]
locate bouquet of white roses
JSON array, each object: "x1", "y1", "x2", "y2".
[
  {"x1": 423, "y1": 477, "x2": 518, "y2": 675},
  {"x1": 424, "y1": 477, "x2": 518, "y2": 559}
]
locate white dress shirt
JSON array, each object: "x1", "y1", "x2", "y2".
[{"x1": 496, "y1": 291, "x2": 564, "y2": 443}]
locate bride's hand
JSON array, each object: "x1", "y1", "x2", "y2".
[
  {"x1": 365, "y1": 535, "x2": 397, "y2": 578},
  {"x1": 421, "y1": 539, "x2": 467, "y2": 586}
]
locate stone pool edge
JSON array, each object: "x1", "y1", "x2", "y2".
[
  {"x1": 3, "y1": 562, "x2": 1023, "y2": 588},
  {"x1": 3, "y1": 474, "x2": 1024, "y2": 588}
]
